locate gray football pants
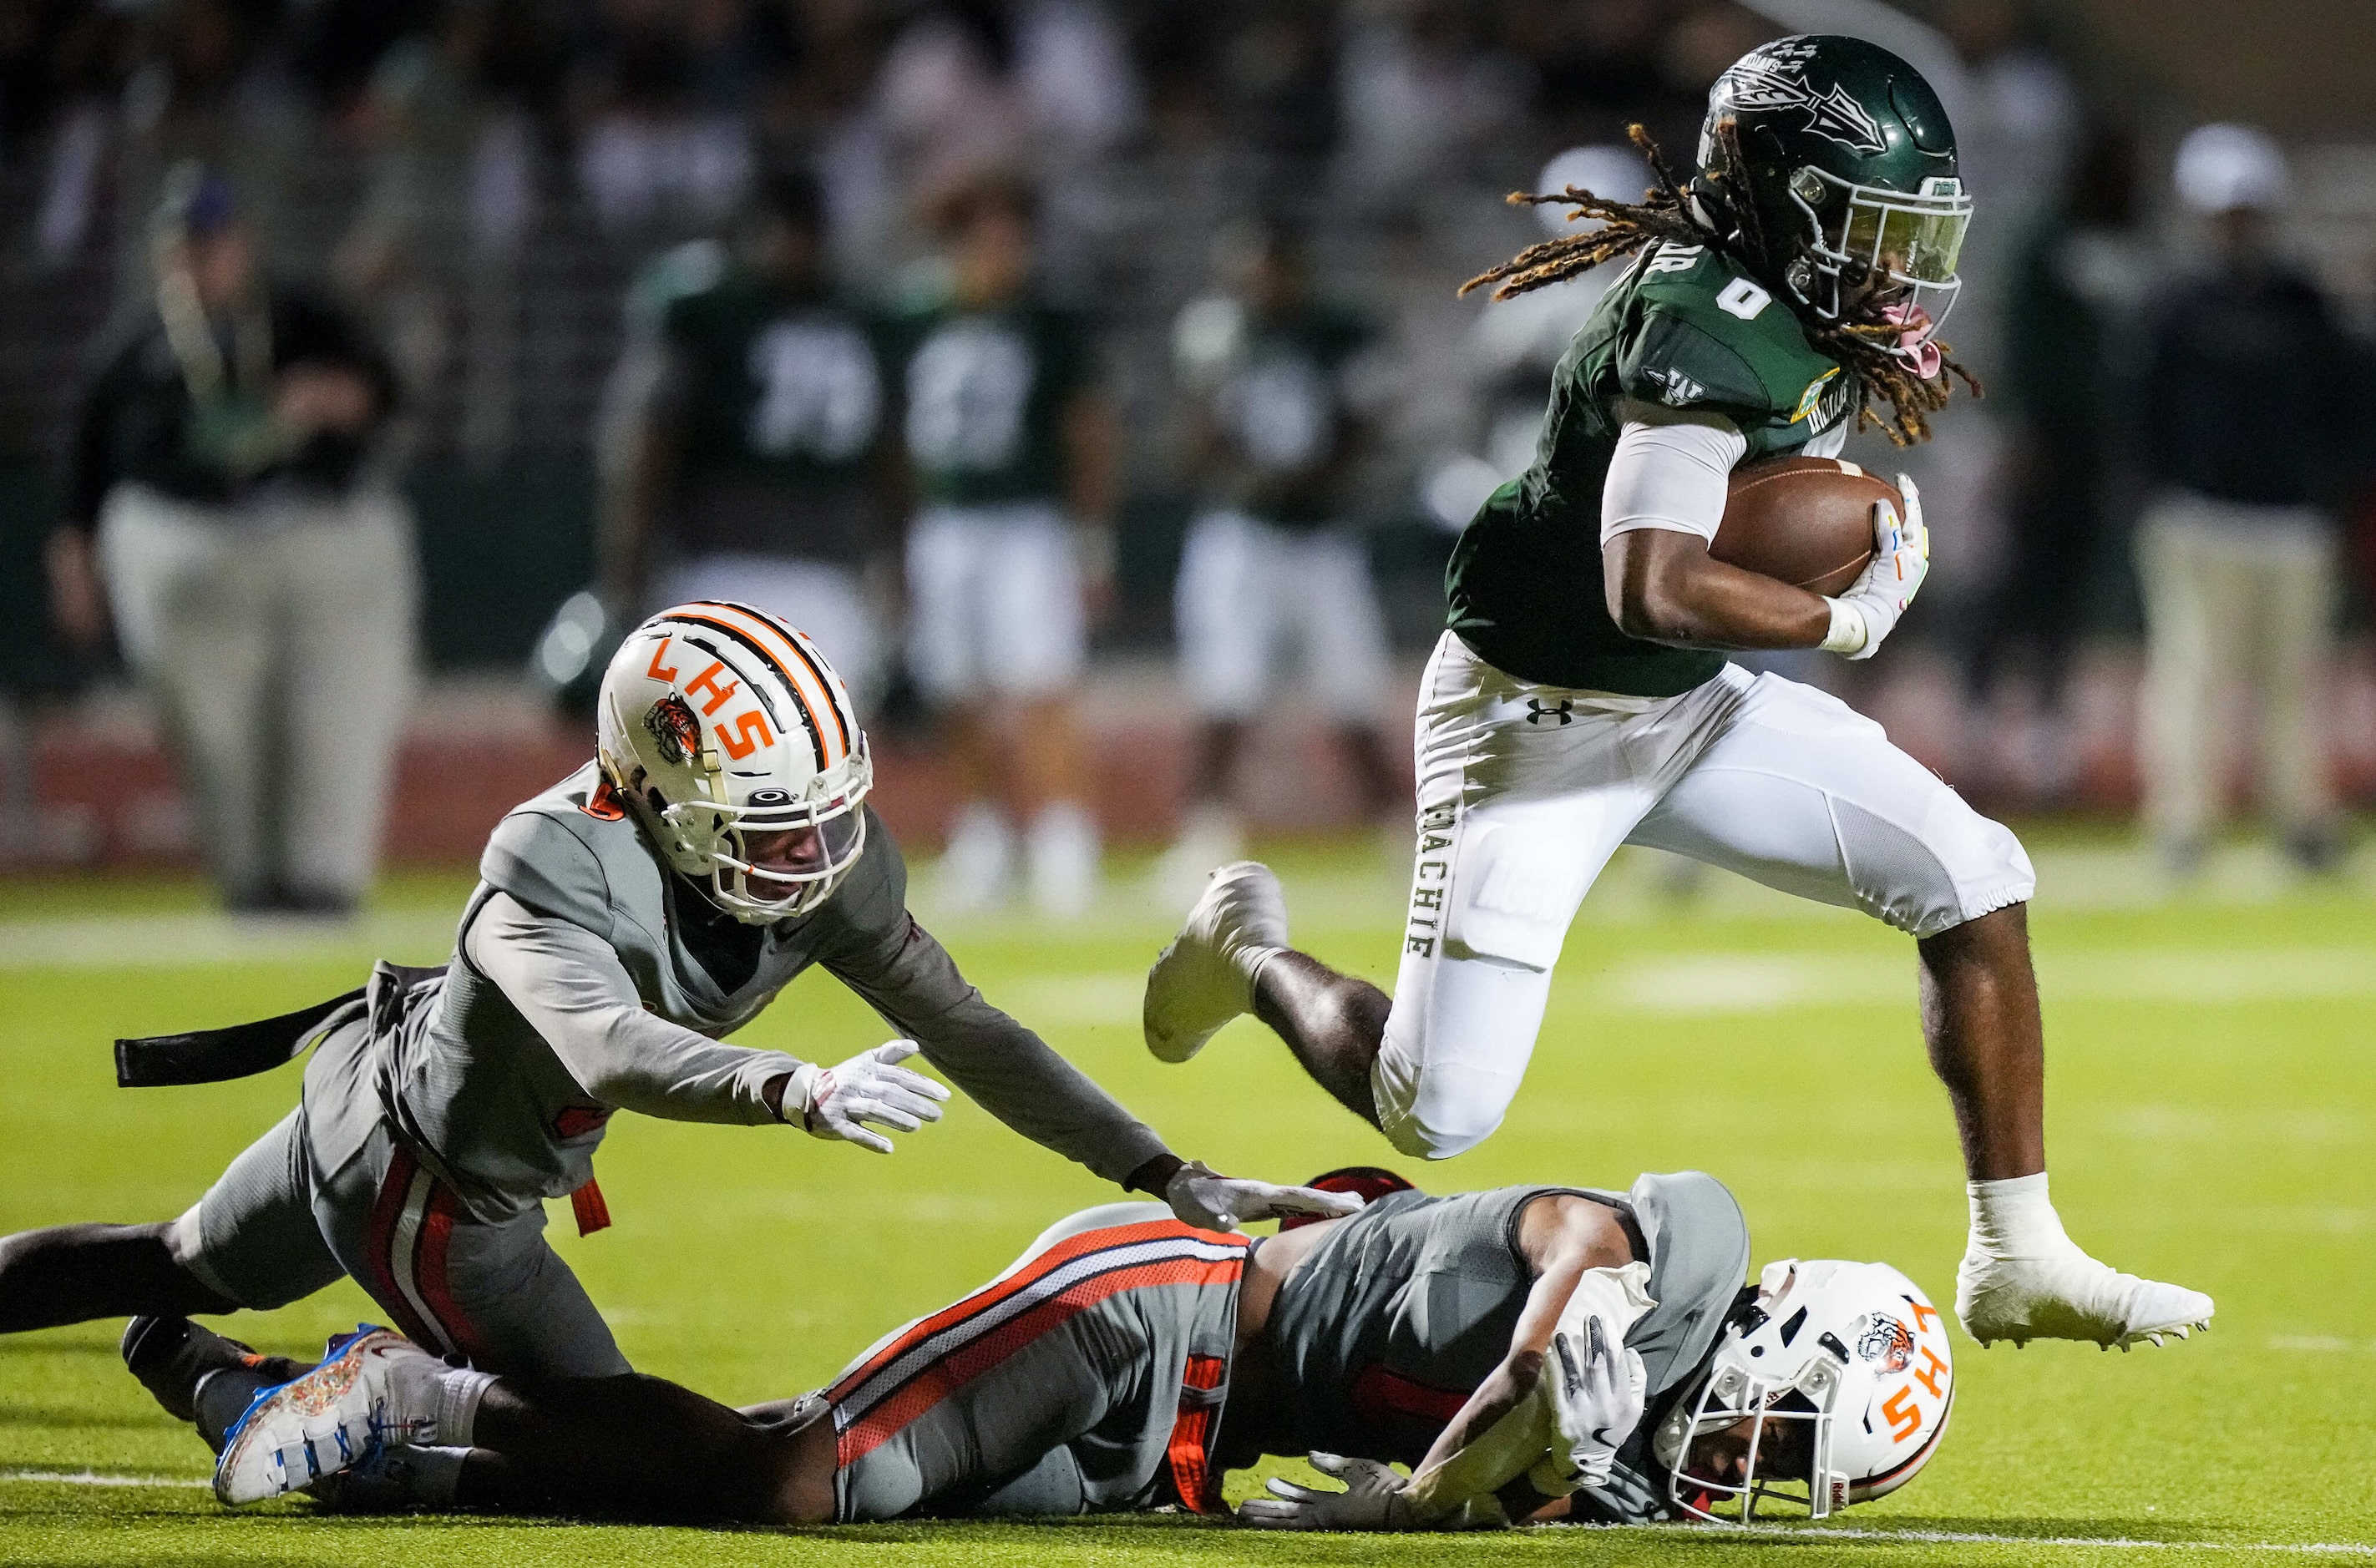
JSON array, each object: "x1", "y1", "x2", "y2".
[
  {"x1": 170, "y1": 1095, "x2": 629, "y2": 1378},
  {"x1": 98, "y1": 483, "x2": 417, "y2": 904},
  {"x1": 824, "y1": 1203, "x2": 1249, "y2": 1520}
]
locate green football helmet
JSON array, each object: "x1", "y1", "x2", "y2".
[{"x1": 1694, "y1": 35, "x2": 1970, "y2": 366}]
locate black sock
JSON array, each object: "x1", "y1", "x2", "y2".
[{"x1": 195, "y1": 1363, "x2": 281, "y2": 1453}]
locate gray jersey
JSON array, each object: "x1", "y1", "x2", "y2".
[
  {"x1": 302, "y1": 763, "x2": 1167, "y2": 1220},
  {"x1": 1259, "y1": 1172, "x2": 1749, "y2": 1501}
]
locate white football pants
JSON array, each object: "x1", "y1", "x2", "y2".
[
  {"x1": 904, "y1": 501, "x2": 1085, "y2": 703},
  {"x1": 1374, "y1": 633, "x2": 2035, "y2": 1160},
  {"x1": 1175, "y1": 511, "x2": 1391, "y2": 718},
  {"x1": 660, "y1": 553, "x2": 884, "y2": 710}
]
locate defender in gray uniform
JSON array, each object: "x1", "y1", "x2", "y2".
[
  {"x1": 0, "y1": 602, "x2": 1352, "y2": 1386},
  {"x1": 149, "y1": 1164, "x2": 1940, "y2": 1529}
]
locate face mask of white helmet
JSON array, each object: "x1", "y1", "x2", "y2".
[
  {"x1": 595, "y1": 601, "x2": 874, "y2": 924},
  {"x1": 1654, "y1": 1258, "x2": 1953, "y2": 1524}
]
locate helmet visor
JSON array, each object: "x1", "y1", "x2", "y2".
[{"x1": 1842, "y1": 195, "x2": 1968, "y2": 286}]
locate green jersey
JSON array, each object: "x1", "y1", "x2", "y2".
[
  {"x1": 891, "y1": 296, "x2": 1092, "y2": 508},
  {"x1": 1177, "y1": 297, "x2": 1375, "y2": 529},
  {"x1": 643, "y1": 246, "x2": 893, "y2": 565},
  {"x1": 1445, "y1": 241, "x2": 1854, "y2": 696}
]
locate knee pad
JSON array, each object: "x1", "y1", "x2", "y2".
[{"x1": 1372, "y1": 1055, "x2": 1517, "y2": 1161}]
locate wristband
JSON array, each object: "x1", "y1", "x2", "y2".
[{"x1": 1819, "y1": 596, "x2": 1870, "y2": 655}]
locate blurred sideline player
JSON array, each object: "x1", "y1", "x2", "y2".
[
  {"x1": 0, "y1": 604, "x2": 1352, "y2": 1382},
  {"x1": 1153, "y1": 219, "x2": 1400, "y2": 900},
  {"x1": 1142, "y1": 38, "x2": 2213, "y2": 1352},
  {"x1": 156, "y1": 1166, "x2": 1954, "y2": 1531},
  {"x1": 598, "y1": 169, "x2": 900, "y2": 706},
  {"x1": 896, "y1": 168, "x2": 1115, "y2": 916}
]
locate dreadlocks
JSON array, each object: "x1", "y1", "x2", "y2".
[{"x1": 1460, "y1": 124, "x2": 1981, "y2": 447}]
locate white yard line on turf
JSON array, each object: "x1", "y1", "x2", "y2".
[
  {"x1": 1565, "y1": 1523, "x2": 2376, "y2": 1555},
  {"x1": 0, "y1": 1469, "x2": 210, "y2": 1489}
]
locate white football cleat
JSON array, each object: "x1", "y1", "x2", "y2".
[
  {"x1": 1957, "y1": 1240, "x2": 2215, "y2": 1350},
  {"x1": 213, "y1": 1326, "x2": 439, "y2": 1506},
  {"x1": 1143, "y1": 860, "x2": 1289, "y2": 1064}
]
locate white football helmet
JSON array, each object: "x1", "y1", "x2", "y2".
[
  {"x1": 1654, "y1": 1259, "x2": 1953, "y2": 1524},
  {"x1": 595, "y1": 600, "x2": 872, "y2": 923}
]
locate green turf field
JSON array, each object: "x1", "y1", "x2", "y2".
[{"x1": 2, "y1": 837, "x2": 2371, "y2": 1566}]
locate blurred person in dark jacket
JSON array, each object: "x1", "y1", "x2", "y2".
[
  {"x1": 1973, "y1": 121, "x2": 2153, "y2": 792},
  {"x1": 49, "y1": 164, "x2": 413, "y2": 915},
  {"x1": 2134, "y1": 126, "x2": 2361, "y2": 875}
]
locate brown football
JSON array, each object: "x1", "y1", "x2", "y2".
[{"x1": 1713, "y1": 456, "x2": 1899, "y2": 596}]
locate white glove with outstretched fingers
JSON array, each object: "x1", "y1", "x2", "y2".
[
  {"x1": 1238, "y1": 1453, "x2": 1406, "y2": 1530},
  {"x1": 1821, "y1": 473, "x2": 1930, "y2": 660},
  {"x1": 790, "y1": 1039, "x2": 950, "y2": 1155},
  {"x1": 1164, "y1": 1161, "x2": 1367, "y2": 1233},
  {"x1": 1534, "y1": 1263, "x2": 1654, "y2": 1494}
]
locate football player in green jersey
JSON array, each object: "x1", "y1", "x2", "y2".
[
  {"x1": 599, "y1": 170, "x2": 900, "y2": 704},
  {"x1": 892, "y1": 169, "x2": 1117, "y2": 916},
  {"x1": 1154, "y1": 218, "x2": 1401, "y2": 898},
  {"x1": 1146, "y1": 36, "x2": 2214, "y2": 1353}
]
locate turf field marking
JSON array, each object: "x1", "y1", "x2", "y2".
[
  {"x1": 0, "y1": 909, "x2": 456, "y2": 971},
  {"x1": 1567, "y1": 1522, "x2": 2376, "y2": 1554},
  {"x1": 1613, "y1": 948, "x2": 2376, "y2": 1013},
  {"x1": 0, "y1": 1468, "x2": 210, "y2": 1489}
]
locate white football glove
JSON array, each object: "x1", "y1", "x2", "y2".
[
  {"x1": 791, "y1": 1039, "x2": 950, "y2": 1155},
  {"x1": 1821, "y1": 473, "x2": 1929, "y2": 660},
  {"x1": 1238, "y1": 1453, "x2": 1406, "y2": 1530},
  {"x1": 1535, "y1": 1265, "x2": 1654, "y2": 1493},
  {"x1": 1164, "y1": 1161, "x2": 1366, "y2": 1233}
]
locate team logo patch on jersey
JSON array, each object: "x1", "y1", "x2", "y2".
[
  {"x1": 1716, "y1": 55, "x2": 1888, "y2": 155},
  {"x1": 1644, "y1": 365, "x2": 1705, "y2": 407},
  {"x1": 1857, "y1": 1314, "x2": 1915, "y2": 1372},
  {"x1": 643, "y1": 695, "x2": 703, "y2": 766},
  {"x1": 1792, "y1": 367, "x2": 1842, "y2": 424}
]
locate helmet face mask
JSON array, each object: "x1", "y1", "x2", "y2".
[
  {"x1": 597, "y1": 602, "x2": 874, "y2": 926},
  {"x1": 1656, "y1": 1259, "x2": 1954, "y2": 1526},
  {"x1": 1783, "y1": 166, "x2": 1971, "y2": 356}
]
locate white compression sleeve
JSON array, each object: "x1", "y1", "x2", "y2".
[{"x1": 1598, "y1": 402, "x2": 1748, "y2": 548}]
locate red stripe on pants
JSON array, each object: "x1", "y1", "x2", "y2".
[
  {"x1": 413, "y1": 1180, "x2": 492, "y2": 1366},
  {"x1": 359, "y1": 1146, "x2": 442, "y2": 1350}
]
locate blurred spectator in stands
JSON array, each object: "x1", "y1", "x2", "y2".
[
  {"x1": 2136, "y1": 126, "x2": 2361, "y2": 875},
  {"x1": 894, "y1": 168, "x2": 1112, "y2": 916},
  {"x1": 1971, "y1": 120, "x2": 2154, "y2": 797},
  {"x1": 874, "y1": 0, "x2": 1138, "y2": 195},
  {"x1": 50, "y1": 165, "x2": 413, "y2": 914},
  {"x1": 1335, "y1": 0, "x2": 1527, "y2": 209},
  {"x1": 573, "y1": 0, "x2": 757, "y2": 235},
  {"x1": 1153, "y1": 217, "x2": 1396, "y2": 898},
  {"x1": 597, "y1": 169, "x2": 900, "y2": 706},
  {"x1": 110, "y1": 0, "x2": 312, "y2": 293},
  {"x1": 337, "y1": 0, "x2": 560, "y2": 463}
]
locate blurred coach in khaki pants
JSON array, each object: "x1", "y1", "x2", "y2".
[
  {"x1": 2135, "y1": 127, "x2": 2360, "y2": 876},
  {"x1": 48, "y1": 164, "x2": 416, "y2": 915}
]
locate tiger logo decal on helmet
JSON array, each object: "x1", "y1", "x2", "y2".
[{"x1": 595, "y1": 600, "x2": 873, "y2": 924}]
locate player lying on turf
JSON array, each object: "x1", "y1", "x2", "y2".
[
  {"x1": 0, "y1": 603, "x2": 1352, "y2": 1380},
  {"x1": 1142, "y1": 34, "x2": 2211, "y2": 1353},
  {"x1": 131, "y1": 1166, "x2": 1953, "y2": 1529}
]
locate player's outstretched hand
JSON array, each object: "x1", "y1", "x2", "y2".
[
  {"x1": 1165, "y1": 1161, "x2": 1365, "y2": 1232},
  {"x1": 1820, "y1": 474, "x2": 1930, "y2": 660},
  {"x1": 1543, "y1": 1312, "x2": 1649, "y2": 1491},
  {"x1": 798, "y1": 1039, "x2": 950, "y2": 1155},
  {"x1": 1238, "y1": 1453, "x2": 1406, "y2": 1530}
]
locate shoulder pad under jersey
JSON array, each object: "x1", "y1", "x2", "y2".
[
  {"x1": 479, "y1": 768, "x2": 631, "y2": 938},
  {"x1": 1619, "y1": 243, "x2": 1841, "y2": 427}
]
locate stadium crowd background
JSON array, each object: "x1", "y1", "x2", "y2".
[{"x1": 3, "y1": 0, "x2": 2373, "y2": 898}]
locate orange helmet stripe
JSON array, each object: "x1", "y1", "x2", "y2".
[{"x1": 681, "y1": 601, "x2": 852, "y2": 766}]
